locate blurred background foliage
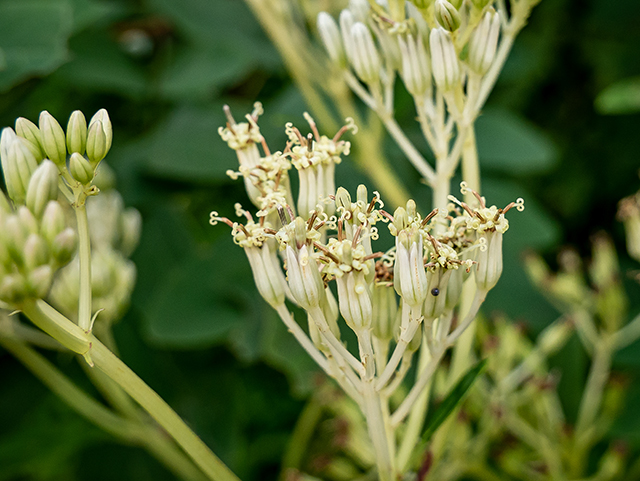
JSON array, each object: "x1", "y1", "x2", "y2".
[{"x1": 0, "y1": 0, "x2": 640, "y2": 479}]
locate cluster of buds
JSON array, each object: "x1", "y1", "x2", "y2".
[
  {"x1": 50, "y1": 183, "x2": 140, "y2": 326},
  {"x1": 214, "y1": 107, "x2": 523, "y2": 396},
  {"x1": 316, "y1": 0, "x2": 504, "y2": 96}
]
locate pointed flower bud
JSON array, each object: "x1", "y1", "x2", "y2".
[
  {"x1": 318, "y1": 12, "x2": 346, "y2": 66},
  {"x1": 51, "y1": 227, "x2": 77, "y2": 266},
  {"x1": 430, "y1": 27, "x2": 460, "y2": 90},
  {"x1": 66, "y1": 110, "x2": 88, "y2": 155},
  {"x1": 22, "y1": 233, "x2": 49, "y2": 270},
  {"x1": 40, "y1": 201, "x2": 66, "y2": 245},
  {"x1": 468, "y1": 9, "x2": 501, "y2": 74},
  {"x1": 27, "y1": 265, "x2": 53, "y2": 298},
  {"x1": 399, "y1": 34, "x2": 431, "y2": 97},
  {"x1": 435, "y1": 0, "x2": 461, "y2": 32},
  {"x1": 339, "y1": 9, "x2": 356, "y2": 64},
  {"x1": 350, "y1": 22, "x2": 380, "y2": 84},
  {"x1": 69, "y1": 152, "x2": 95, "y2": 184},
  {"x1": 38, "y1": 111, "x2": 67, "y2": 165},
  {"x1": 1, "y1": 129, "x2": 39, "y2": 204},
  {"x1": 120, "y1": 208, "x2": 142, "y2": 257},
  {"x1": 245, "y1": 244, "x2": 286, "y2": 308},
  {"x1": 26, "y1": 160, "x2": 59, "y2": 218},
  {"x1": 423, "y1": 267, "x2": 452, "y2": 319},
  {"x1": 15, "y1": 117, "x2": 45, "y2": 161},
  {"x1": 86, "y1": 120, "x2": 108, "y2": 164},
  {"x1": 89, "y1": 109, "x2": 112, "y2": 151},
  {"x1": 0, "y1": 274, "x2": 27, "y2": 304}
]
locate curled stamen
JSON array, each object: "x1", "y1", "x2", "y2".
[
  {"x1": 303, "y1": 112, "x2": 321, "y2": 141},
  {"x1": 226, "y1": 169, "x2": 241, "y2": 180},
  {"x1": 502, "y1": 198, "x2": 525, "y2": 214},
  {"x1": 332, "y1": 117, "x2": 358, "y2": 143},
  {"x1": 421, "y1": 208, "x2": 439, "y2": 227},
  {"x1": 352, "y1": 224, "x2": 363, "y2": 248},
  {"x1": 223, "y1": 105, "x2": 236, "y2": 126},
  {"x1": 314, "y1": 241, "x2": 341, "y2": 264},
  {"x1": 234, "y1": 203, "x2": 253, "y2": 222},
  {"x1": 447, "y1": 195, "x2": 475, "y2": 217},
  {"x1": 210, "y1": 211, "x2": 235, "y2": 228},
  {"x1": 379, "y1": 209, "x2": 395, "y2": 223},
  {"x1": 251, "y1": 101, "x2": 263, "y2": 119}
]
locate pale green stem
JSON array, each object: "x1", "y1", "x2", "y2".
[
  {"x1": 612, "y1": 310, "x2": 640, "y2": 351},
  {"x1": 20, "y1": 300, "x2": 240, "y2": 481},
  {"x1": 395, "y1": 335, "x2": 433, "y2": 473},
  {"x1": 0, "y1": 334, "x2": 208, "y2": 481},
  {"x1": 362, "y1": 380, "x2": 394, "y2": 481},
  {"x1": 74, "y1": 201, "x2": 92, "y2": 332},
  {"x1": 575, "y1": 341, "x2": 613, "y2": 447}
]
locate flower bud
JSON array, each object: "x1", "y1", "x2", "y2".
[
  {"x1": 339, "y1": 10, "x2": 356, "y2": 64},
  {"x1": 86, "y1": 120, "x2": 108, "y2": 164},
  {"x1": 26, "y1": 160, "x2": 59, "y2": 218},
  {"x1": 22, "y1": 233, "x2": 49, "y2": 270},
  {"x1": 89, "y1": 109, "x2": 112, "y2": 151},
  {"x1": 0, "y1": 273, "x2": 27, "y2": 304},
  {"x1": 69, "y1": 152, "x2": 95, "y2": 184},
  {"x1": 336, "y1": 270, "x2": 373, "y2": 331},
  {"x1": 51, "y1": 227, "x2": 77, "y2": 265},
  {"x1": 245, "y1": 245, "x2": 285, "y2": 308},
  {"x1": 468, "y1": 9, "x2": 501, "y2": 74},
  {"x1": 372, "y1": 283, "x2": 397, "y2": 340},
  {"x1": 321, "y1": 287, "x2": 341, "y2": 339},
  {"x1": 350, "y1": 22, "x2": 380, "y2": 84},
  {"x1": 394, "y1": 231, "x2": 428, "y2": 307},
  {"x1": 318, "y1": 12, "x2": 346, "y2": 66},
  {"x1": 435, "y1": 0, "x2": 461, "y2": 32},
  {"x1": 66, "y1": 110, "x2": 87, "y2": 155},
  {"x1": 18, "y1": 206, "x2": 39, "y2": 235},
  {"x1": 475, "y1": 230, "x2": 503, "y2": 291},
  {"x1": 429, "y1": 27, "x2": 460, "y2": 90},
  {"x1": 120, "y1": 208, "x2": 142, "y2": 257},
  {"x1": 1, "y1": 129, "x2": 39, "y2": 204},
  {"x1": 40, "y1": 201, "x2": 66, "y2": 244},
  {"x1": 2, "y1": 215, "x2": 28, "y2": 261},
  {"x1": 15, "y1": 117, "x2": 45, "y2": 160},
  {"x1": 38, "y1": 111, "x2": 67, "y2": 165},
  {"x1": 399, "y1": 34, "x2": 431, "y2": 97},
  {"x1": 27, "y1": 265, "x2": 53, "y2": 298}
]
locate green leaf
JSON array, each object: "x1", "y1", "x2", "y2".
[
  {"x1": 141, "y1": 105, "x2": 242, "y2": 183},
  {"x1": 0, "y1": 0, "x2": 73, "y2": 91},
  {"x1": 476, "y1": 109, "x2": 559, "y2": 175},
  {"x1": 421, "y1": 359, "x2": 487, "y2": 443},
  {"x1": 595, "y1": 77, "x2": 640, "y2": 115},
  {"x1": 51, "y1": 29, "x2": 147, "y2": 99}
]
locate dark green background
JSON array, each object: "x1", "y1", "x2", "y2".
[{"x1": 1, "y1": 0, "x2": 640, "y2": 479}]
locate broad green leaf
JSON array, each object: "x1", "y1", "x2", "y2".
[
  {"x1": 595, "y1": 77, "x2": 640, "y2": 115},
  {"x1": 421, "y1": 359, "x2": 487, "y2": 442},
  {"x1": 476, "y1": 109, "x2": 559, "y2": 175},
  {"x1": 51, "y1": 30, "x2": 147, "y2": 99},
  {"x1": 0, "y1": 1, "x2": 73, "y2": 91}
]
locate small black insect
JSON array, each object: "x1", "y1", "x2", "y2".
[{"x1": 431, "y1": 288, "x2": 440, "y2": 296}]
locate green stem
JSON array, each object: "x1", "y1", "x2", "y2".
[
  {"x1": 20, "y1": 300, "x2": 240, "y2": 481},
  {"x1": 74, "y1": 201, "x2": 92, "y2": 332}
]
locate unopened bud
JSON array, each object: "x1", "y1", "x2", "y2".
[
  {"x1": 89, "y1": 109, "x2": 112, "y2": 151},
  {"x1": 340, "y1": 10, "x2": 356, "y2": 64},
  {"x1": 318, "y1": 12, "x2": 346, "y2": 66},
  {"x1": 69, "y1": 152, "x2": 95, "y2": 184},
  {"x1": 120, "y1": 208, "x2": 142, "y2": 257},
  {"x1": 335, "y1": 186, "x2": 352, "y2": 211},
  {"x1": 17, "y1": 206, "x2": 38, "y2": 235},
  {"x1": 435, "y1": 0, "x2": 461, "y2": 32},
  {"x1": 15, "y1": 117, "x2": 45, "y2": 160},
  {"x1": 26, "y1": 160, "x2": 59, "y2": 218},
  {"x1": 0, "y1": 274, "x2": 27, "y2": 304},
  {"x1": 27, "y1": 265, "x2": 53, "y2": 298},
  {"x1": 38, "y1": 111, "x2": 67, "y2": 165},
  {"x1": 40, "y1": 201, "x2": 66, "y2": 244},
  {"x1": 1, "y1": 130, "x2": 39, "y2": 204},
  {"x1": 245, "y1": 245, "x2": 285, "y2": 308},
  {"x1": 468, "y1": 9, "x2": 501, "y2": 74},
  {"x1": 350, "y1": 22, "x2": 380, "y2": 84},
  {"x1": 51, "y1": 228, "x2": 77, "y2": 265},
  {"x1": 423, "y1": 268, "x2": 452, "y2": 319},
  {"x1": 285, "y1": 245, "x2": 323, "y2": 309},
  {"x1": 399, "y1": 34, "x2": 431, "y2": 97},
  {"x1": 86, "y1": 120, "x2": 108, "y2": 164},
  {"x1": 66, "y1": 110, "x2": 87, "y2": 155},
  {"x1": 394, "y1": 232, "x2": 428, "y2": 306},
  {"x1": 22, "y1": 233, "x2": 49, "y2": 270},
  {"x1": 430, "y1": 27, "x2": 460, "y2": 90}
]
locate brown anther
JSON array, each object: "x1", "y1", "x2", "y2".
[
  {"x1": 260, "y1": 137, "x2": 271, "y2": 156},
  {"x1": 277, "y1": 206, "x2": 288, "y2": 227},
  {"x1": 363, "y1": 252, "x2": 383, "y2": 261},
  {"x1": 274, "y1": 169, "x2": 283, "y2": 189},
  {"x1": 337, "y1": 218, "x2": 344, "y2": 241},
  {"x1": 313, "y1": 221, "x2": 326, "y2": 231},
  {"x1": 314, "y1": 242, "x2": 341, "y2": 264},
  {"x1": 306, "y1": 116, "x2": 320, "y2": 141},
  {"x1": 421, "y1": 208, "x2": 439, "y2": 227},
  {"x1": 307, "y1": 211, "x2": 318, "y2": 230},
  {"x1": 426, "y1": 233, "x2": 440, "y2": 254},
  {"x1": 332, "y1": 123, "x2": 351, "y2": 143},
  {"x1": 264, "y1": 227, "x2": 277, "y2": 234},
  {"x1": 367, "y1": 196, "x2": 378, "y2": 214},
  {"x1": 379, "y1": 210, "x2": 394, "y2": 223},
  {"x1": 471, "y1": 189, "x2": 485, "y2": 208},
  {"x1": 285, "y1": 205, "x2": 296, "y2": 222},
  {"x1": 352, "y1": 225, "x2": 363, "y2": 249},
  {"x1": 239, "y1": 224, "x2": 250, "y2": 237}
]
